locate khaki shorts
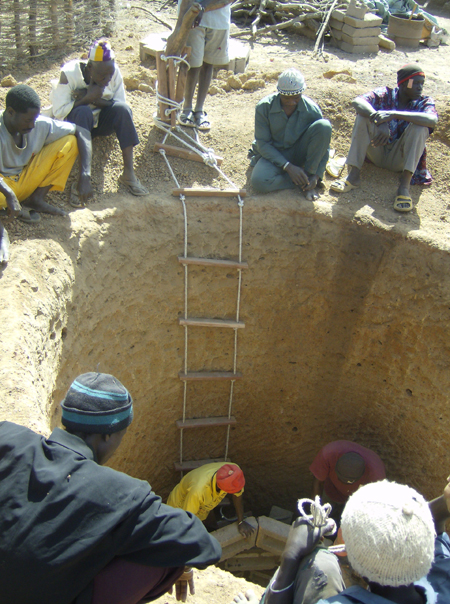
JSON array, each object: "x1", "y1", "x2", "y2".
[{"x1": 186, "y1": 27, "x2": 229, "y2": 69}]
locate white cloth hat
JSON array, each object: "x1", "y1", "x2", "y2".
[
  {"x1": 277, "y1": 68, "x2": 306, "y2": 96},
  {"x1": 341, "y1": 480, "x2": 435, "y2": 587}
]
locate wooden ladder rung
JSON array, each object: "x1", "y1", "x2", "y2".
[
  {"x1": 179, "y1": 371, "x2": 243, "y2": 381},
  {"x1": 174, "y1": 457, "x2": 230, "y2": 472},
  {"x1": 178, "y1": 256, "x2": 248, "y2": 269},
  {"x1": 177, "y1": 416, "x2": 236, "y2": 429},
  {"x1": 172, "y1": 187, "x2": 247, "y2": 198},
  {"x1": 178, "y1": 317, "x2": 245, "y2": 329}
]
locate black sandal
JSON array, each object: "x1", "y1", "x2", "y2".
[{"x1": 177, "y1": 109, "x2": 195, "y2": 128}]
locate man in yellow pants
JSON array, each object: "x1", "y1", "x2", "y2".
[{"x1": 0, "y1": 84, "x2": 92, "y2": 264}]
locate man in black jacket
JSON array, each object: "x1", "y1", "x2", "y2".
[{"x1": 0, "y1": 372, "x2": 221, "y2": 604}]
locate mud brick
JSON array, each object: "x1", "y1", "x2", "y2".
[
  {"x1": 211, "y1": 517, "x2": 258, "y2": 561},
  {"x1": 343, "y1": 13, "x2": 383, "y2": 28},
  {"x1": 331, "y1": 29, "x2": 343, "y2": 40},
  {"x1": 269, "y1": 505, "x2": 293, "y2": 525},
  {"x1": 342, "y1": 24, "x2": 381, "y2": 37},
  {"x1": 255, "y1": 516, "x2": 290, "y2": 555},
  {"x1": 346, "y1": 1, "x2": 368, "y2": 19},
  {"x1": 341, "y1": 32, "x2": 381, "y2": 46},
  {"x1": 330, "y1": 17, "x2": 344, "y2": 30},
  {"x1": 379, "y1": 34, "x2": 396, "y2": 50},
  {"x1": 331, "y1": 9, "x2": 346, "y2": 21},
  {"x1": 222, "y1": 550, "x2": 280, "y2": 572},
  {"x1": 339, "y1": 40, "x2": 379, "y2": 53}
]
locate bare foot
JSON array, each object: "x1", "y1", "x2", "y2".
[
  {"x1": 304, "y1": 188, "x2": 320, "y2": 201},
  {"x1": 233, "y1": 590, "x2": 259, "y2": 604},
  {"x1": 22, "y1": 198, "x2": 67, "y2": 216},
  {"x1": 0, "y1": 224, "x2": 10, "y2": 264},
  {"x1": 397, "y1": 184, "x2": 411, "y2": 198}
]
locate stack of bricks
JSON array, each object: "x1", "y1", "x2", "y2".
[{"x1": 329, "y1": 0, "x2": 382, "y2": 54}]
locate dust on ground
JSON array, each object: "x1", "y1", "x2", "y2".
[{"x1": 1, "y1": 1, "x2": 450, "y2": 254}]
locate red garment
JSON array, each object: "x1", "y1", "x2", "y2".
[{"x1": 310, "y1": 440, "x2": 386, "y2": 504}]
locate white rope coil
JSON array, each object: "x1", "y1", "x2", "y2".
[{"x1": 297, "y1": 496, "x2": 346, "y2": 554}]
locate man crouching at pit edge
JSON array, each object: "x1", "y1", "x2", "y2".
[
  {"x1": 249, "y1": 68, "x2": 332, "y2": 202},
  {"x1": 0, "y1": 372, "x2": 221, "y2": 604},
  {"x1": 0, "y1": 84, "x2": 93, "y2": 265}
]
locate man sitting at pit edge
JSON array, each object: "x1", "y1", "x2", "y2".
[
  {"x1": 0, "y1": 372, "x2": 221, "y2": 604},
  {"x1": 330, "y1": 63, "x2": 438, "y2": 213},
  {"x1": 0, "y1": 84, "x2": 92, "y2": 264},
  {"x1": 250, "y1": 68, "x2": 331, "y2": 202},
  {"x1": 50, "y1": 38, "x2": 148, "y2": 203}
]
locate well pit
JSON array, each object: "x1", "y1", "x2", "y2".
[{"x1": 1, "y1": 191, "x2": 450, "y2": 515}]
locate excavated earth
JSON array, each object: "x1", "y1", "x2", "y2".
[{"x1": 1, "y1": 3, "x2": 450, "y2": 601}]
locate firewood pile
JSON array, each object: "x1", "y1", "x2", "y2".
[
  {"x1": 230, "y1": 0, "x2": 349, "y2": 50},
  {"x1": 0, "y1": 0, "x2": 116, "y2": 69}
]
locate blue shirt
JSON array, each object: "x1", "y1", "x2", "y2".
[{"x1": 428, "y1": 531, "x2": 450, "y2": 601}]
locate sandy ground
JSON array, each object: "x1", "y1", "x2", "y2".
[
  {"x1": 1, "y1": 1, "x2": 449, "y2": 253},
  {"x1": 0, "y1": 3, "x2": 449, "y2": 602}
]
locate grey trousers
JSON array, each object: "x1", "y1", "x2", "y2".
[
  {"x1": 251, "y1": 119, "x2": 332, "y2": 194},
  {"x1": 346, "y1": 115, "x2": 429, "y2": 174}
]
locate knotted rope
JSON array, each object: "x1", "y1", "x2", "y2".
[{"x1": 297, "y1": 497, "x2": 346, "y2": 554}]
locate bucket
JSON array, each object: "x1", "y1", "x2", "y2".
[{"x1": 387, "y1": 13, "x2": 425, "y2": 48}]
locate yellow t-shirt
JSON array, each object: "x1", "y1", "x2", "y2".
[{"x1": 167, "y1": 462, "x2": 244, "y2": 521}]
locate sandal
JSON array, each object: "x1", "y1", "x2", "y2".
[
  {"x1": 69, "y1": 182, "x2": 85, "y2": 208},
  {"x1": 118, "y1": 174, "x2": 149, "y2": 197},
  {"x1": 194, "y1": 110, "x2": 211, "y2": 131},
  {"x1": 177, "y1": 109, "x2": 195, "y2": 128},
  {"x1": 18, "y1": 209, "x2": 41, "y2": 224},
  {"x1": 394, "y1": 194, "x2": 413, "y2": 213},
  {"x1": 329, "y1": 179, "x2": 359, "y2": 193}
]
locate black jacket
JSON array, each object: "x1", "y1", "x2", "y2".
[{"x1": 0, "y1": 421, "x2": 221, "y2": 604}]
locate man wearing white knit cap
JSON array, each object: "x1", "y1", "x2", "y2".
[
  {"x1": 316, "y1": 480, "x2": 437, "y2": 604},
  {"x1": 250, "y1": 68, "x2": 331, "y2": 201}
]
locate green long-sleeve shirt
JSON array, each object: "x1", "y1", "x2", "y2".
[{"x1": 254, "y1": 92, "x2": 324, "y2": 168}]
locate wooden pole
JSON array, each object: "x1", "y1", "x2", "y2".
[
  {"x1": 29, "y1": 0, "x2": 38, "y2": 56},
  {"x1": 64, "y1": 0, "x2": 74, "y2": 46},
  {"x1": 168, "y1": 58, "x2": 177, "y2": 127},
  {"x1": 156, "y1": 51, "x2": 170, "y2": 124},
  {"x1": 175, "y1": 46, "x2": 191, "y2": 105},
  {"x1": 14, "y1": 0, "x2": 23, "y2": 57},
  {"x1": 154, "y1": 143, "x2": 223, "y2": 166},
  {"x1": 50, "y1": 0, "x2": 60, "y2": 49}
]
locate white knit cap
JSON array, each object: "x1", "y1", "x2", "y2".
[
  {"x1": 341, "y1": 480, "x2": 435, "y2": 587},
  {"x1": 277, "y1": 68, "x2": 306, "y2": 96}
]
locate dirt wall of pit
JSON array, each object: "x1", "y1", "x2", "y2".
[{"x1": 1, "y1": 192, "x2": 449, "y2": 515}]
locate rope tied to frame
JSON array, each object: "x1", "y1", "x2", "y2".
[{"x1": 297, "y1": 497, "x2": 346, "y2": 553}]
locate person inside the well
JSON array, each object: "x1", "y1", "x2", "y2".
[
  {"x1": 167, "y1": 462, "x2": 256, "y2": 538},
  {"x1": 0, "y1": 84, "x2": 92, "y2": 265},
  {"x1": 50, "y1": 38, "x2": 148, "y2": 205},
  {"x1": 310, "y1": 440, "x2": 386, "y2": 522},
  {"x1": 249, "y1": 68, "x2": 331, "y2": 201},
  {"x1": 330, "y1": 63, "x2": 438, "y2": 213},
  {"x1": 0, "y1": 372, "x2": 221, "y2": 604}
]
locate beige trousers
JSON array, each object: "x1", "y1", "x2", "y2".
[{"x1": 346, "y1": 115, "x2": 429, "y2": 174}]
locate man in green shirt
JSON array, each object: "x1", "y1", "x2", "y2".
[{"x1": 250, "y1": 69, "x2": 331, "y2": 201}]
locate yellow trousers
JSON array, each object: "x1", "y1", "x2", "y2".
[{"x1": 0, "y1": 135, "x2": 78, "y2": 208}]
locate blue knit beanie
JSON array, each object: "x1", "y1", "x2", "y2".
[{"x1": 61, "y1": 372, "x2": 133, "y2": 434}]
